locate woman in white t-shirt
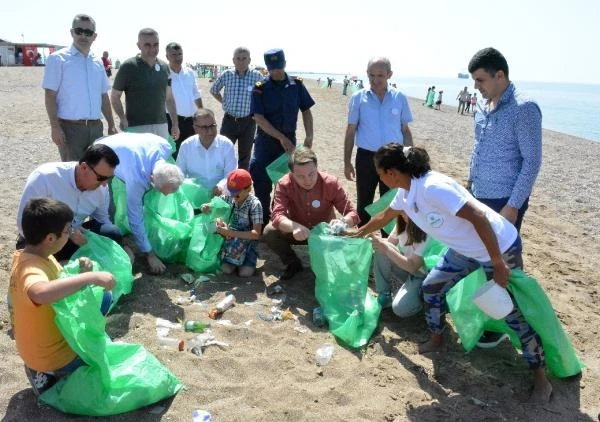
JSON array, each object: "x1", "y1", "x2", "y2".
[
  {"x1": 349, "y1": 143, "x2": 552, "y2": 404},
  {"x1": 372, "y1": 211, "x2": 428, "y2": 318}
]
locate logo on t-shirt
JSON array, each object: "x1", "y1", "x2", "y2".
[{"x1": 426, "y1": 212, "x2": 444, "y2": 228}]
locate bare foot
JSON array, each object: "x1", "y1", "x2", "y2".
[
  {"x1": 418, "y1": 334, "x2": 444, "y2": 354},
  {"x1": 527, "y1": 370, "x2": 552, "y2": 404}
]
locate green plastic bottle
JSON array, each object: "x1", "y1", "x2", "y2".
[{"x1": 184, "y1": 320, "x2": 210, "y2": 333}]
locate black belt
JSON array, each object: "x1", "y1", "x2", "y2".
[
  {"x1": 224, "y1": 113, "x2": 252, "y2": 122},
  {"x1": 178, "y1": 115, "x2": 194, "y2": 120},
  {"x1": 59, "y1": 118, "x2": 102, "y2": 126},
  {"x1": 357, "y1": 147, "x2": 376, "y2": 154}
]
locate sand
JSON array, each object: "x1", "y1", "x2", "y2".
[{"x1": 0, "y1": 67, "x2": 599, "y2": 421}]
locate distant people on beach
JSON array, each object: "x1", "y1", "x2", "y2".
[
  {"x1": 426, "y1": 86, "x2": 436, "y2": 108},
  {"x1": 356, "y1": 79, "x2": 364, "y2": 89},
  {"x1": 434, "y1": 90, "x2": 443, "y2": 110},
  {"x1": 316, "y1": 77, "x2": 321, "y2": 87},
  {"x1": 210, "y1": 46, "x2": 263, "y2": 170},
  {"x1": 101, "y1": 51, "x2": 112, "y2": 77},
  {"x1": 456, "y1": 86, "x2": 469, "y2": 114},
  {"x1": 343, "y1": 75, "x2": 350, "y2": 95},
  {"x1": 111, "y1": 28, "x2": 178, "y2": 141},
  {"x1": 423, "y1": 86, "x2": 432, "y2": 105},
  {"x1": 327, "y1": 77, "x2": 333, "y2": 88},
  {"x1": 249, "y1": 48, "x2": 315, "y2": 225},
  {"x1": 467, "y1": 47, "x2": 543, "y2": 351},
  {"x1": 470, "y1": 93, "x2": 477, "y2": 111},
  {"x1": 42, "y1": 14, "x2": 116, "y2": 161},
  {"x1": 464, "y1": 92, "x2": 472, "y2": 113},
  {"x1": 344, "y1": 56, "x2": 413, "y2": 225}
]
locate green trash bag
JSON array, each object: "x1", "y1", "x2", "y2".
[
  {"x1": 144, "y1": 188, "x2": 194, "y2": 263},
  {"x1": 166, "y1": 136, "x2": 177, "y2": 162},
  {"x1": 111, "y1": 178, "x2": 131, "y2": 235},
  {"x1": 180, "y1": 178, "x2": 212, "y2": 210},
  {"x1": 266, "y1": 144, "x2": 303, "y2": 185},
  {"x1": 40, "y1": 285, "x2": 183, "y2": 415},
  {"x1": 69, "y1": 231, "x2": 133, "y2": 312},
  {"x1": 364, "y1": 188, "x2": 398, "y2": 234},
  {"x1": 422, "y1": 238, "x2": 448, "y2": 271},
  {"x1": 446, "y1": 268, "x2": 584, "y2": 378},
  {"x1": 308, "y1": 223, "x2": 381, "y2": 348},
  {"x1": 185, "y1": 196, "x2": 232, "y2": 273}
]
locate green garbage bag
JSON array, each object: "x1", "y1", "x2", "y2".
[
  {"x1": 185, "y1": 196, "x2": 232, "y2": 273},
  {"x1": 308, "y1": 223, "x2": 381, "y2": 348},
  {"x1": 144, "y1": 188, "x2": 194, "y2": 263},
  {"x1": 180, "y1": 178, "x2": 212, "y2": 210},
  {"x1": 69, "y1": 231, "x2": 133, "y2": 312},
  {"x1": 446, "y1": 268, "x2": 584, "y2": 378},
  {"x1": 364, "y1": 188, "x2": 398, "y2": 234},
  {"x1": 111, "y1": 178, "x2": 131, "y2": 235},
  {"x1": 40, "y1": 285, "x2": 183, "y2": 415},
  {"x1": 166, "y1": 136, "x2": 177, "y2": 162},
  {"x1": 422, "y1": 238, "x2": 448, "y2": 271},
  {"x1": 266, "y1": 144, "x2": 303, "y2": 185}
]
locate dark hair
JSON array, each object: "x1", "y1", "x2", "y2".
[
  {"x1": 138, "y1": 28, "x2": 158, "y2": 38},
  {"x1": 22, "y1": 198, "x2": 73, "y2": 245},
  {"x1": 165, "y1": 42, "x2": 181, "y2": 52},
  {"x1": 395, "y1": 214, "x2": 427, "y2": 246},
  {"x1": 374, "y1": 143, "x2": 431, "y2": 178},
  {"x1": 80, "y1": 144, "x2": 120, "y2": 167},
  {"x1": 72, "y1": 14, "x2": 96, "y2": 31},
  {"x1": 288, "y1": 147, "x2": 317, "y2": 171},
  {"x1": 468, "y1": 47, "x2": 509, "y2": 79}
]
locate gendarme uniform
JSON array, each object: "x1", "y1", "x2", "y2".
[{"x1": 248, "y1": 49, "x2": 315, "y2": 223}]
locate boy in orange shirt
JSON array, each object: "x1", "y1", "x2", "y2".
[{"x1": 8, "y1": 198, "x2": 115, "y2": 396}]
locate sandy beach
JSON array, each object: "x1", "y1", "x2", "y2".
[{"x1": 1, "y1": 67, "x2": 599, "y2": 421}]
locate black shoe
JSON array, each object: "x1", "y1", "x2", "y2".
[
  {"x1": 279, "y1": 261, "x2": 303, "y2": 281},
  {"x1": 24, "y1": 366, "x2": 57, "y2": 397},
  {"x1": 476, "y1": 331, "x2": 509, "y2": 349}
]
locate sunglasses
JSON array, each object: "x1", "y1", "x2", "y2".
[
  {"x1": 72, "y1": 27, "x2": 95, "y2": 37},
  {"x1": 194, "y1": 123, "x2": 217, "y2": 130},
  {"x1": 89, "y1": 165, "x2": 113, "y2": 182}
]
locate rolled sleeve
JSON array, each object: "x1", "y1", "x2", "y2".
[{"x1": 209, "y1": 74, "x2": 224, "y2": 96}]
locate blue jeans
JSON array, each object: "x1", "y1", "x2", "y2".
[
  {"x1": 422, "y1": 237, "x2": 545, "y2": 369},
  {"x1": 476, "y1": 196, "x2": 529, "y2": 232}
]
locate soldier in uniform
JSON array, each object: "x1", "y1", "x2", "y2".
[{"x1": 248, "y1": 49, "x2": 315, "y2": 224}]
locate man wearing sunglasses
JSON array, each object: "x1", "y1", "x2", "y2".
[
  {"x1": 16, "y1": 144, "x2": 124, "y2": 262},
  {"x1": 176, "y1": 108, "x2": 237, "y2": 196},
  {"x1": 42, "y1": 14, "x2": 117, "y2": 162}
]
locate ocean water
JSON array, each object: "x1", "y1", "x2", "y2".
[{"x1": 292, "y1": 72, "x2": 600, "y2": 142}]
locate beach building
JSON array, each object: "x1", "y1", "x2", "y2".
[{"x1": 0, "y1": 38, "x2": 65, "y2": 66}]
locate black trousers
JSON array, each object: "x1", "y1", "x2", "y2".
[
  {"x1": 355, "y1": 147, "x2": 390, "y2": 226},
  {"x1": 220, "y1": 114, "x2": 256, "y2": 170},
  {"x1": 166, "y1": 114, "x2": 195, "y2": 159}
]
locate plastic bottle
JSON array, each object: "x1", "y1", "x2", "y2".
[
  {"x1": 184, "y1": 320, "x2": 211, "y2": 333},
  {"x1": 209, "y1": 294, "x2": 236, "y2": 319},
  {"x1": 158, "y1": 337, "x2": 184, "y2": 351},
  {"x1": 312, "y1": 306, "x2": 326, "y2": 328},
  {"x1": 192, "y1": 409, "x2": 212, "y2": 422}
]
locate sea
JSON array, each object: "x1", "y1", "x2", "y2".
[{"x1": 292, "y1": 72, "x2": 600, "y2": 143}]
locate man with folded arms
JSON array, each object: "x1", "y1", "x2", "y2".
[{"x1": 42, "y1": 14, "x2": 117, "y2": 161}]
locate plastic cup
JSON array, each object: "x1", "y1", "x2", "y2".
[
  {"x1": 472, "y1": 280, "x2": 514, "y2": 319},
  {"x1": 316, "y1": 343, "x2": 335, "y2": 366}
]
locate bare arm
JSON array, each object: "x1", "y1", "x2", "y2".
[
  {"x1": 277, "y1": 216, "x2": 310, "y2": 241},
  {"x1": 44, "y1": 89, "x2": 65, "y2": 147},
  {"x1": 101, "y1": 93, "x2": 117, "y2": 134},
  {"x1": 217, "y1": 222, "x2": 262, "y2": 241},
  {"x1": 253, "y1": 113, "x2": 294, "y2": 153},
  {"x1": 344, "y1": 124, "x2": 357, "y2": 180},
  {"x1": 28, "y1": 271, "x2": 115, "y2": 305},
  {"x1": 372, "y1": 236, "x2": 424, "y2": 274},
  {"x1": 456, "y1": 200, "x2": 510, "y2": 286},
  {"x1": 165, "y1": 86, "x2": 179, "y2": 140},
  {"x1": 301, "y1": 109, "x2": 313, "y2": 148},
  {"x1": 347, "y1": 206, "x2": 401, "y2": 237},
  {"x1": 110, "y1": 88, "x2": 127, "y2": 130},
  {"x1": 195, "y1": 98, "x2": 204, "y2": 108},
  {"x1": 211, "y1": 91, "x2": 223, "y2": 104},
  {"x1": 401, "y1": 124, "x2": 413, "y2": 146}
]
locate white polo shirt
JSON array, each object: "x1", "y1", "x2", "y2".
[{"x1": 390, "y1": 171, "x2": 517, "y2": 262}]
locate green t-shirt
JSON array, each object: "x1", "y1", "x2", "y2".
[{"x1": 113, "y1": 55, "x2": 171, "y2": 126}]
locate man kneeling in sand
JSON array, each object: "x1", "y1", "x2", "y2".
[{"x1": 263, "y1": 148, "x2": 360, "y2": 282}]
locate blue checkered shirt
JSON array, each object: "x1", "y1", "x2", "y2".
[
  {"x1": 469, "y1": 83, "x2": 542, "y2": 209},
  {"x1": 225, "y1": 193, "x2": 263, "y2": 231},
  {"x1": 210, "y1": 68, "x2": 264, "y2": 118}
]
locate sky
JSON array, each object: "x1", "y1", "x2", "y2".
[{"x1": 2, "y1": 0, "x2": 599, "y2": 84}]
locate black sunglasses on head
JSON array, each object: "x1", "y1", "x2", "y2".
[
  {"x1": 73, "y1": 27, "x2": 95, "y2": 37},
  {"x1": 89, "y1": 165, "x2": 112, "y2": 182}
]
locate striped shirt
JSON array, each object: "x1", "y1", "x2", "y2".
[
  {"x1": 469, "y1": 83, "x2": 542, "y2": 209},
  {"x1": 210, "y1": 68, "x2": 263, "y2": 117}
]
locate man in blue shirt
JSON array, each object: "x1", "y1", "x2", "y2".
[
  {"x1": 344, "y1": 57, "x2": 413, "y2": 225},
  {"x1": 249, "y1": 49, "x2": 315, "y2": 223},
  {"x1": 468, "y1": 47, "x2": 542, "y2": 349}
]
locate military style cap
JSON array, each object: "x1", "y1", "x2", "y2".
[{"x1": 264, "y1": 48, "x2": 285, "y2": 70}]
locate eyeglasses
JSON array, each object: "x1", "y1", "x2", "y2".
[
  {"x1": 194, "y1": 123, "x2": 217, "y2": 130},
  {"x1": 72, "y1": 27, "x2": 95, "y2": 37},
  {"x1": 89, "y1": 165, "x2": 113, "y2": 182}
]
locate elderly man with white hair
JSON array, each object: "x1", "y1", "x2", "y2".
[{"x1": 95, "y1": 132, "x2": 183, "y2": 273}]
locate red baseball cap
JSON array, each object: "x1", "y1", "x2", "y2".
[{"x1": 227, "y1": 169, "x2": 252, "y2": 194}]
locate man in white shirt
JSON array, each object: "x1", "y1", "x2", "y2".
[
  {"x1": 96, "y1": 132, "x2": 184, "y2": 274},
  {"x1": 16, "y1": 144, "x2": 122, "y2": 261},
  {"x1": 176, "y1": 109, "x2": 237, "y2": 196},
  {"x1": 42, "y1": 14, "x2": 117, "y2": 161},
  {"x1": 165, "y1": 42, "x2": 203, "y2": 158}
]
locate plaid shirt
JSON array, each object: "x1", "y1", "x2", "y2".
[
  {"x1": 210, "y1": 68, "x2": 263, "y2": 118},
  {"x1": 225, "y1": 193, "x2": 263, "y2": 231}
]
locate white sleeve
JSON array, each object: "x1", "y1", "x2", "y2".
[
  {"x1": 126, "y1": 181, "x2": 152, "y2": 252},
  {"x1": 17, "y1": 173, "x2": 49, "y2": 235},
  {"x1": 90, "y1": 187, "x2": 111, "y2": 225}
]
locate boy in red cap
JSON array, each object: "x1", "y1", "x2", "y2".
[{"x1": 201, "y1": 169, "x2": 263, "y2": 277}]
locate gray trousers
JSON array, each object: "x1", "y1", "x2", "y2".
[{"x1": 59, "y1": 122, "x2": 104, "y2": 162}]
